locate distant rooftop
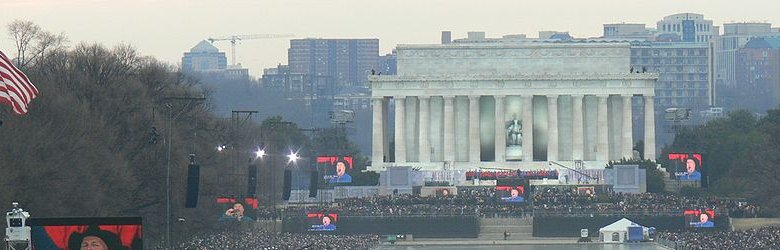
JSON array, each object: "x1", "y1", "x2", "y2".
[{"x1": 190, "y1": 40, "x2": 219, "y2": 53}]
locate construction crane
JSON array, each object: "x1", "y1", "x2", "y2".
[{"x1": 207, "y1": 34, "x2": 295, "y2": 67}]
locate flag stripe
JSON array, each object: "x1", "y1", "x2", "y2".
[
  {"x1": 0, "y1": 51, "x2": 38, "y2": 99},
  {"x1": 0, "y1": 50, "x2": 39, "y2": 115}
]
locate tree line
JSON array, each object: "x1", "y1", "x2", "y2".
[{"x1": 0, "y1": 20, "x2": 376, "y2": 245}]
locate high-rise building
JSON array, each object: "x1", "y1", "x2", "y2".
[
  {"x1": 288, "y1": 38, "x2": 380, "y2": 89},
  {"x1": 377, "y1": 51, "x2": 397, "y2": 76},
  {"x1": 260, "y1": 64, "x2": 333, "y2": 106},
  {"x1": 713, "y1": 22, "x2": 777, "y2": 89},
  {"x1": 728, "y1": 37, "x2": 780, "y2": 113},
  {"x1": 629, "y1": 41, "x2": 710, "y2": 146},
  {"x1": 182, "y1": 40, "x2": 227, "y2": 73},
  {"x1": 656, "y1": 13, "x2": 718, "y2": 43}
]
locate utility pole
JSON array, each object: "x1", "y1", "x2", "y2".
[
  {"x1": 162, "y1": 96, "x2": 205, "y2": 250},
  {"x1": 230, "y1": 110, "x2": 258, "y2": 198}
]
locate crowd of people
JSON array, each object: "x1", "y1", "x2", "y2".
[
  {"x1": 531, "y1": 187, "x2": 735, "y2": 216},
  {"x1": 656, "y1": 227, "x2": 780, "y2": 250},
  {"x1": 266, "y1": 186, "x2": 753, "y2": 219},
  {"x1": 282, "y1": 187, "x2": 528, "y2": 218},
  {"x1": 159, "y1": 229, "x2": 379, "y2": 250}
]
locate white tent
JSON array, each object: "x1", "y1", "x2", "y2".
[{"x1": 599, "y1": 218, "x2": 643, "y2": 243}]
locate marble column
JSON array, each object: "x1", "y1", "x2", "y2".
[
  {"x1": 418, "y1": 96, "x2": 431, "y2": 163},
  {"x1": 571, "y1": 95, "x2": 584, "y2": 161},
  {"x1": 372, "y1": 97, "x2": 384, "y2": 164},
  {"x1": 597, "y1": 95, "x2": 609, "y2": 161},
  {"x1": 469, "y1": 96, "x2": 481, "y2": 163},
  {"x1": 547, "y1": 95, "x2": 559, "y2": 162},
  {"x1": 394, "y1": 96, "x2": 406, "y2": 163},
  {"x1": 494, "y1": 95, "x2": 506, "y2": 162},
  {"x1": 622, "y1": 95, "x2": 633, "y2": 159},
  {"x1": 522, "y1": 95, "x2": 534, "y2": 162},
  {"x1": 644, "y1": 96, "x2": 656, "y2": 160},
  {"x1": 443, "y1": 96, "x2": 455, "y2": 163}
]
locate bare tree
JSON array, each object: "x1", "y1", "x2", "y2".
[
  {"x1": 7, "y1": 20, "x2": 40, "y2": 66},
  {"x1": 7, "y1": 20, "x2": 68, "y2": 68}
]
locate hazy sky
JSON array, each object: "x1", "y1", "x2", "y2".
[{"x1": 1, "y1": 0, "x2": 778, "y2": 77}]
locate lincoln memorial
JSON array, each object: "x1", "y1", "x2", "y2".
[{"x1": 369, "y1": 41, "x2": 658, "y2": 172}]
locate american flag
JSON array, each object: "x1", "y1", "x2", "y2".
[{"x1": 0, "y1": 50, "x2": 39, "y2": 115}]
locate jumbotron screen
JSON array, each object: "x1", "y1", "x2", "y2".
[
  {"x1": 668, "y1": 153, "x2": 703, "y2": 181},
  {"x1": 684, "y1": 209, "x2": 715, "y2": 228},
  {"x1": 307, "y1": 213, "x2": 338, "y2": 231},
  {"x1": 495, "y1": 185, "x2": 525, "y2": 202},
  {"x1": 317, "y1": 156, "x2": 353, "y2": 184},
  {"x1": 435, "y1": 188, "x2": 453, "y2": 197},
  {"x1": 29, "y1": 217, "x2": 142, "y2": 250},
  {"x1": 218, "y1": 199, "x2": 257, "y2": 223}
]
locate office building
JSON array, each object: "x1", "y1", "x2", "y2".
[
  {"x1": 603, "y1": 23, "x2": 654, "y2": 40},
  {"x1": 729, "y1": 37, "x2": 780, "y2": 113},
  {"x1": 656, "y1": 13, "x2": 718, "y2": 43},
  {"x1": 713, "y1": 22, "x2": 777, "y2": 89},
  {"x1": 182, "y1": 40, "x2": 227, "y2": 73},
  {"x1": 288, "y1": 38, "x2": 380, "y2": 89}
]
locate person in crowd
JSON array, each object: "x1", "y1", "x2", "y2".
[
  {"x1": 679, "y1": 157, "x2": 702, "y2": 181},
  {"x1": 68, "y1": 226, "x2": 127, "y2": 250}
]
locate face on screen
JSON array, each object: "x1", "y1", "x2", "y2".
[
  {"x1": 700, "y1": 213, "x2": 709, "y2": 223},
  {"x1": 510, "y1": 189, "x2": 519, "y2": 198},
  {"x1": 229, "y1": 203, "x2": 245, "y2": 216},
  {"x1": 686, "y1": 159, "x2": 696, "y2": 173},
  {"x1": 322, "y1": 216, "x2": 331, "y2": 226},
  {"x1": 81, "y1": 236, "x2": 108, "y2": 250},
  {"x1": 31, "y1": 218, "x2": 143, "y2": 250},
  {"x1": 336, "y1": 162, "x2": 346, "y2": 176}
]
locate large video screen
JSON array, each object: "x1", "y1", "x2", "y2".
[
  {"x1": 317, "y1": 156, "x2": 353, "y2": 184},
  {"x1": 219, "y1": 201, "x2": 256, "y2": 222},
  {"x1": 684, "y1": 209, "x2": 715, "y2": 228},
  {"x1": 495, "y1": 185, "x2": 525, "y2": 202},
  {"x1": 307, "y1": 213, "x2": 338, "y2": 231},
  {"x1": 435, "y1": 188, "x2": 453, "y2": 197},
  {"x1": 668, "y1": 153, "x2": 703, "y2": 181},
  {"x1": 29, "y1": 217, "x2": 142, "y2": 250}
]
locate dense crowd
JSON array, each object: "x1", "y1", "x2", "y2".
[
  {"x1": 267, "y1": 186, "x2": 756, "y2": 219},
  {"x1": 531, "y1": 187, "x2": 733, "y2": 216},
  {"x1": 285, "y1": 187, "x2": 528, "y2": 218},
  {"x1": 161, "y1": 229, "x2": 379, "y2": 250},
  {"x1": 656, "y1": 227, "x2": 780, "y2": 250}
]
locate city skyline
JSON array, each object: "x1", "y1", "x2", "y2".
[{"x1": 1, "y1": 0, "x2": 779, "y2": 77}]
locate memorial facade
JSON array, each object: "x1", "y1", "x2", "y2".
[{"x1": 369, "y1": 42, "x2": 658, "y2": 171}]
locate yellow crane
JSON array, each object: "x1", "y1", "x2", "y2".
[{"x1": 207, "y1": 34, "x2": 295, "y2": 66}]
